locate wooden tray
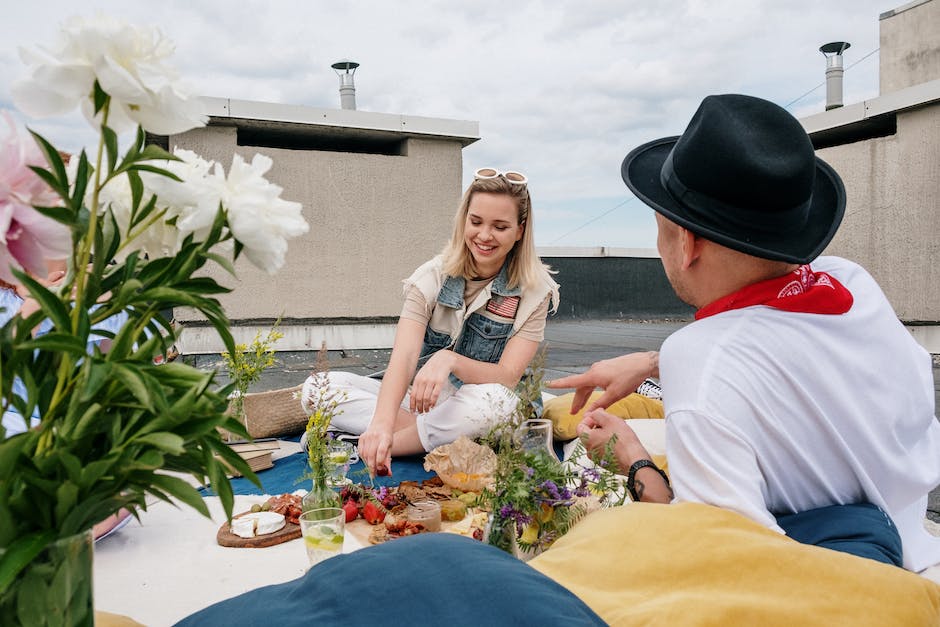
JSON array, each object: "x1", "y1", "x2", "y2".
[{"x1": 217, "y1": 512, "x2": 302, "y2": 548}]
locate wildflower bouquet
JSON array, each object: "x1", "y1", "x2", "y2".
[
  {"x1": 299, "y1": 344, "x2": 346, "y2": 509},
  {"x1": 221, "y1": 322, "x2": 284, "y2": 432},
  {"x1": 0, "y1": 13, "x2": 308, "y2": 620},
  {"x1": 481, "y1": 353, "x2": 628, "y2": 558}
]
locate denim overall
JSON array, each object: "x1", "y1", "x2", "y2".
[{"x1": 417, "y1": 265, "x2": 543, "y2": 415}]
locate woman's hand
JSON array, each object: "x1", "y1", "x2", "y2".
[
  {"x1": 410, "y1": 349, "x2": 456, "y2": 414},
  {"x1": 358, "y1": 423, "x2": 394, "y2": 478}
]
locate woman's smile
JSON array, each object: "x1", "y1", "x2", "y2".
[{"x1": 464, "y1": 192, "x2": 523, "y2": 276}]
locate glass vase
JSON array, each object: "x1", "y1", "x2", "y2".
[
  {"x1": 514, "y1": 418, "x2": 559, "y2": 462},
  {"x1": 0, "y1": 529, "x2": 94, "y2": 626},
  {"x1": 301, "y1": 474, "x2": 340, "y2": 512}
]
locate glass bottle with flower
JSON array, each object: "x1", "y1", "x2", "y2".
[
  {"x1": 299, "y1": 344, "x2": 346, "y2": 511},
  {"x1": 0, "y1": 14, "x2": 308, "y2": 624}
]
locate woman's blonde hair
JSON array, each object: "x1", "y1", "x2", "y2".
[{"x1": 440, "y1": 174, "x2": 558, "y2": 311}]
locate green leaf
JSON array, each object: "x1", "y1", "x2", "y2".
[
  {"x1": 128, "y1": 169, "x2": 144, "y2": 214},
  {"x1": 69, "y1": 151, "x2": 91, "y2": 213},
  {"x1": 29, "y1": 204, "x2": 73, "y2": 224},
  {"x1": 147, "y1": 474, "x2": 210, "y2": 517},
  {"x1": 205, "y1": 251, "x2": 237, "y2": 276},
  {"x1": 103, "y1": 125, "x2": 119, "y2": 173},
  {"x1": 127, "y1": 164, "x2": 182, "y2": 180},
  {"x1": 70, "y1": 402, "x2": 103, "y2": 440},
  {"x1": 27, "y1": 130, "x2": 68, "y2": 196},
  {"x1": 112, "y1": 364, "x2": 153, "y2": 409},
  {"x1": 10, "y1": 272, "x2": 72, "y2": 331},
  {"x1": 124, "y1": 449, "x2": 164, "y2": 472},
  {"x1": 0, "y1": 531, "x2": 55, "y2": 590},
  {"x1": 57, "y1": 452, "x2": 82, "y2": 485},
  {"x1": 80, "y1": 361, "x2": 113, "y2": 402},
  {"x1": 79, "y1": 459, "x2": 113, "y2": 490},
  {"x1": 54, "y1": 481, "x2": 80, "y2": 524},
  {"x1": 20, "y1": 332, "x2": 87, "y2": 355},
  {"x1": 139, "y1": 144, "x2": 177, "y2": 161},
  {"x1": 135, "y1": 432, "x2": 185, "y2": 455},
  {"x1": 93, "y1": 80, "x2": 108, "y2": 114}
]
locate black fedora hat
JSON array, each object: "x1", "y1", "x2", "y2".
[{"x1": 621, "y1": 94, "x2": 845, "y2": 264}]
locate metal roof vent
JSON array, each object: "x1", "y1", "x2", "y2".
[
  {"x1": 331, "y1": 59, "x2": 359, "y2": 110},
  {"x1": 820, "y1": 42, "x2": 851, "y2": 110}
]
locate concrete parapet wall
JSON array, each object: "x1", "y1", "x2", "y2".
[{"x1": 542, "y1": 254, "x2": 693, "y2": 320}]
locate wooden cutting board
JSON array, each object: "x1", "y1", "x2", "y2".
[{"x1": 216, "y1": 513, "x2": 302, "y2": 548}]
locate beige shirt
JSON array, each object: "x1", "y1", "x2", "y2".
[{"x1": 401, "y1": 280, "x2": 550, "y2": 342}]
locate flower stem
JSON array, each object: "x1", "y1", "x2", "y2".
[{"x1": 40, "y1": 100, "x2": 111, "y2": 453}]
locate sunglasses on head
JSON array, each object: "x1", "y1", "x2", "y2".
[{"x1": 474, "y1": 167, "x2": 528, "y2": 185}]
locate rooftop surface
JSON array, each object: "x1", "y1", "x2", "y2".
[{"x1": 190, "y1": 318, "x2": 940, "y2": 523}]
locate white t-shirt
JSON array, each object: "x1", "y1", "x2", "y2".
[{"x1": 660, "y1": 256, "x2": 940, "y2": 572}]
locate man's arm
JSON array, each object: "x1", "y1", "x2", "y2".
[{"x1": 547, "y1": 351, "x2": 659, "y2": 414}]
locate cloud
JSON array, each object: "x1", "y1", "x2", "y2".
[{"x1": 0, "y1": 0, "x2": 891, "y2": 247}]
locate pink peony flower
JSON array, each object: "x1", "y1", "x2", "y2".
[{"x1": 0, "y1": 112, "x2": 72, "y2": 284}]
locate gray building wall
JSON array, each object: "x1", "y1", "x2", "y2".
[
  {"x1": 879, "y1": 0, "x2": 940, "y2": 93},
  {"x1": 817, "y1": 105, "x2": 939, "y2": 323},
  {"x1": 167, "y1": 99, "x2": 477, "y2": 352},
  {"x1": 804, "y1": 0, "x2": 940, "y2": 352}
]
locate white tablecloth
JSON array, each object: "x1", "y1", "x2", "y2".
[{"x1": 93, "y1": 494, "x2": 365, "y2": 626}]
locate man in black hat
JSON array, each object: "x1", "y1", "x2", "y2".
[{"x1": 549, "y1": 94, "x2": 940, "y2": 572}]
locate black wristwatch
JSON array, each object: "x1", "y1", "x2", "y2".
[{"x1": 626, "y1": 459, "x2": 670, "y2": 502}]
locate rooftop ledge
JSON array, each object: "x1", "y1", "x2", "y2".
[
  {"x1": 800, "y1": 78, "x2": 940, "y2": 148},
  {"x1": 198, "y1": 96, "x2": 480, "y2": 147}
]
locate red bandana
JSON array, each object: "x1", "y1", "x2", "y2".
[{"x1": 695, "y1": 265, "x2": 854, "y2": 320}]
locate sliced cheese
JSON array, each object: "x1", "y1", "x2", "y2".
[{"x1": 230, "y1": 512, "x2": 286, "y2": 539}]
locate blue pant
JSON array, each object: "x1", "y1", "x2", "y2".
[{"x1": 775, "y1": 502, "x2": 903, "y2": 566}]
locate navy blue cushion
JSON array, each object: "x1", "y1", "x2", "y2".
[
  {"x1": 176, "y1": 534, "x2": 605, "y2": 626},
  {"x1": 775, "y1": 502, "x2": 903, "y2": 566}
]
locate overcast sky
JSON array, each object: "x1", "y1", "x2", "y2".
[{"x1": 0, "y1": 0, "x2": 895, "y2": 249}]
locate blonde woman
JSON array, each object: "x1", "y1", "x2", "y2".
[{"x1": 302, "y1": 168, "x2": 559, "y2": 476}]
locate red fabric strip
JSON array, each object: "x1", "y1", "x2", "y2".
[{"x1": 695, "y1": 265, "x2": 853, "y2": 320}]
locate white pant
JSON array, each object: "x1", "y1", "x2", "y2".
[{"x1": 301, "y1": 371, "x2": 519, "y2": 451}]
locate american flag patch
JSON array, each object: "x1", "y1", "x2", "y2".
[{"x1": 486, "y1": 295, "x2": 520, "y2": 318}]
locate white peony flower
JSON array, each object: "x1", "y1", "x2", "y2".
[
  {"x1": 141, "y1": 149, "x2": 225, "y2": 243},
  {"x1": 12, "y1": 14, "x2": 206, "y2": 135},
  {"x1": 94, "y1": 170, "x2": 181, "y2": 260},
  {"x1": 221, "y1": 154, "x2": 309, "y2": 274}
]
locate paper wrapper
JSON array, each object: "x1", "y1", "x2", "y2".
[{"x1": 423, "y1": 436, "x2": 496, "y2": 492}]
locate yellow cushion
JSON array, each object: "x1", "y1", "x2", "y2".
[
  {"x1": 530, "y1": 503, "x2": 940, "y2": 626},
  {"x1": 94, "y1": 612, "x2": 145, "y2": 626},
  {"x1": 543, "y1": 392, "x2": 664, "y2": 440}
]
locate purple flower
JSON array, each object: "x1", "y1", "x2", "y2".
[
  {"x1": 581, "y1": 467, "x2": 600, "y2": 482},
  {"x1": 539, "y1": 480, "x2": 561, "y2": 500}
]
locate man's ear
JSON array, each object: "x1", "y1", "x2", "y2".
[{"x1": 678, "y1": 227, "x2": 702, "y2": 270}]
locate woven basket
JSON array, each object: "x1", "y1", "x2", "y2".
[{"x1": 229, "y1": 384, "x2": 308, "y2": 439}]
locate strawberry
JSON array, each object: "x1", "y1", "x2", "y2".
[
  {"x1": 362, "y1": 500, "x2": 386, "y2": 525},
  {"x1": 342, "y1": 499, "x2": 359, "y2": 523}
]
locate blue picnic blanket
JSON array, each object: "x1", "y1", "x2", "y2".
[
  {"x1": 200, "y1": 450, "x2": 436, "y2": 497},
  {"x1": 199, "y1": 438, "x2": 567, "y2": 497}
]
